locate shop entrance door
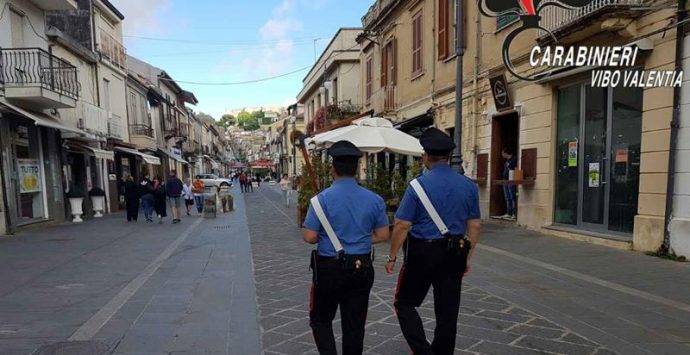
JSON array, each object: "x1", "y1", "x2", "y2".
[
  {"x1": 555, "y1": 85, "x2": 642, "y2": 235},
  {"x1": 490, "y1": 111, "x2": 519, "y2": 217}
]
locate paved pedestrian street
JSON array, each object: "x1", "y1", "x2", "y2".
[
  {"x1": 0, "y1": 185, "x2": 689, "y2": 354},
  {"x1": 247, "y1": 186, "x2": 690, "y2": 355}
]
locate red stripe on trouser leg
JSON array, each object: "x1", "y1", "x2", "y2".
[
  {"x1": 394, "y1": 263, "x2": 406, "y2": 317},
  {"x1": 309, "y1": 283, "x2": 315, "y2": 313}
]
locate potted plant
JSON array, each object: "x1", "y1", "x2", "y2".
[
  {"x1": 66, "y1": 186, "x2": 86, "y2": 223},
  {"x1": 89, "y1": 187, "x2": 106, "y2": 218},
  {"x1": 297, "y1": 151, "x2": 333, "y2": 226}
]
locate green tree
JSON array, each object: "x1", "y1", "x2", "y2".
[
  {"x1": 243, "y1": 116, "x2": 260, "y2": 131},
  {"x1": 251, "y1": 110, "x2": 265, "y2": 120},
  {"x1": 237, "y1": 110, "x2": 252, "y2": 127},
  {"x1": 217, "y1": 114, "x2": 235, "y2": 128}
]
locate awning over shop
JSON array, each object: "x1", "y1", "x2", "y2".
[
  {"x1": 114, "y1": 146, "x2": 161, "y2": 165},
  {"x1": 203, "y1": 155, "x2": 220, "y2": 169},
  {"x1": 250, "y1": 160, "x2": 275, "y2": 169},
  {"x1": 159, "y1": 149, "x2": 189, "y2": 165},
  {"x1": 0, "y1": 98, "x2": 85, "y2": 135},
  {"x1": 68, "y1": 143, "x2": 114, "y2": 160}
]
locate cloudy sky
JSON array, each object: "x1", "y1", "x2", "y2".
[{"x1": 111, "y1": 0, "x2": 372, "y2": 118}]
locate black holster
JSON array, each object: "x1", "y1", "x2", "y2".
[
  {"x1": 446, "y1": 235, "x2": 472, "y2": 255},
  {"x1": 310, "y1": 250, "x2": 318, "y2": 283}
]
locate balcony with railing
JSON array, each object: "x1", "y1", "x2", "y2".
[
  {"x1": 108, "y1": 113, "x2": 124, "y2": 140},
  {"x1": 79, "y1": 101, "x2": 108, "y2": 135},
  {"x1": 98, "y1": 29, "x2": 127, "y2": 70},
  {"x1": 0, "y1": 48, "x2": 78, "y2": 108},
  {"x1": 129, "y1": 124, "x2": 156, "y2": 150},
  {"x1": 540, "y1": 0, "x2": 646, "y2": 37}
]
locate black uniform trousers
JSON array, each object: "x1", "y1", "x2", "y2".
[
  {"x1": 310, "y1": 258, "x2": 375, "y2": 355},
  {"x1": 394, "y1": 238, "x2": 470, "y2": 355}
]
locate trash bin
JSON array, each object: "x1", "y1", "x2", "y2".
[
  {"x1": 218, "y1": 189, "x2": 234, "y2": 212},
  {"x1": 203, "y1": 192, "x2": 217, "y2": 218}
]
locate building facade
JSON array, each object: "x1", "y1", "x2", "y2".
[
  {"x1": 298, "y1": 28, "x2": 362, "y2": 128},
  {"x1": 359, "y1": 0, "x2": 680, "y2": 251},
  {"x1": 0, "y1": 0, "x2": 83, "y2": 234}
]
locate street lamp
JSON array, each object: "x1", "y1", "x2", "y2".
[{"x1": 290, "y1": 115, "x2": 297, "y2": 177}]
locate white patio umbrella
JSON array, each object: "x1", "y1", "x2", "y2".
[{"x1": 307, "y1": 117, "x2": 423, "y2": 157}]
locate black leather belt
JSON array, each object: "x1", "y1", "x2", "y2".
[
  {"x1": 316, "y1": 253, "x2": 373, "y2": 270},
  {"x1": 317, "y1": 253, "x2": 371, "y2": 261},
  {"x1": 409, "y1": 236, "x2": 464, "y2": 244}
]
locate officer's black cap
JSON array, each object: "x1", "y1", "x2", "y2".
[
  {"x1": 420, "y1": 128, "x2": 456, "y2": 156},
  {"x1": 327, "y1": 140, "x2": 363, "y2": 159}
]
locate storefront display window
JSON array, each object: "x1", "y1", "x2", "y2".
[
  {"x1": 12, "y1": 123, "x2": 46, "y2": 222},
  {"x1": 555, "y1": 84, "x2": 642, "y2": 235}
]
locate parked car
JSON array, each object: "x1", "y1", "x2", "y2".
[{"x1": 196, "y1": 174, "x2": 233, "y2": 188}]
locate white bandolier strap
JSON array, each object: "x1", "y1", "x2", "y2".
[
  {"x1": 410, "y1": 179, "x2": 450, "y2": 236},
  {"x1": 310, "y1": 196, "x2": 344, "y2": 253}
]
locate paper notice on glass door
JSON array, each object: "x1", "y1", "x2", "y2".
[
  {"x1": 568, "y1": 142, "x2": 578, "y2": 167},
  {"x1": 588, "y1": 163, "x2": 600, "y2": 188}
]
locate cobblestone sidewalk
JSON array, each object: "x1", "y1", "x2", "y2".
[{"x1": 245, "y1": 187, "x2": 615, "y2": 355}]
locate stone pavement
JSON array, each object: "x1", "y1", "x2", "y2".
[
  {"x1": 0, "y1": 187, "x2": 260, "y2": 355},
  {"x1": 246, "y1": 185, "x2": 690, "y2": 355}
]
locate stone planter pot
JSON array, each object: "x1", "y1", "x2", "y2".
[
  {"x1": 69, "y1": 197, "x2": 85, "y2": 223},
  {"x1": 91, "y1": 196, "x2": 105, "y2": 218}
]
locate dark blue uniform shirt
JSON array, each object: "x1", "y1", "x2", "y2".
[
  {"x1": 303, "y1": 178, "x2": 389, "y2": 257},
  {"x1": 395, "y1": 164, "x2": 480, "y2": 239}
]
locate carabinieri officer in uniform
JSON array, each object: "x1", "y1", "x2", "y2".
[
  {"x1": 385, "y1": 128, "x2": 481, "y2": 355},
  {"x1": 302, "y1": 140, "x2": 390, "y2": 355}
]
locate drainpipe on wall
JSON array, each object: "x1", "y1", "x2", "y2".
[{"x1": 663, "y1": 0, "x2": 686, "y2": 252}]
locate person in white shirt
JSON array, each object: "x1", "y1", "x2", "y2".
[
  {"x1": 182, "y1": 179, "x2": 194, "y2": 216},
  {"x1": 279, "y1": 174, "x2": 291, "y2": 208}
]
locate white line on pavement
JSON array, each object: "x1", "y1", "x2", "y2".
[
  {"x1": 69, "y1": 217, "x2": 204, "y2": 341},
  {"x1": 478, "y1": 244, "x2": 690, "y2": 313}
]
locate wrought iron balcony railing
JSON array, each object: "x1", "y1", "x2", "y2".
[
  {"x1": 98, "y1": 29, "x2": 127, "y2": 70},
  {"x1": 108, "y1": 113, "x2": 123, "y2": 139},
  {"x1": 0, "y1": 48, "x2": 79, "y2": 99},
  {"x1": 540, "y1": 0, "x2": 645, "y2": 35},
  {"x1": 129, "y1": 124, "x2": 154, "y2": 138}
]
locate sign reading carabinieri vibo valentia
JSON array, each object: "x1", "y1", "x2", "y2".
[{"x1": 478, "y1": 0, "x2": 683, "y2": 88}]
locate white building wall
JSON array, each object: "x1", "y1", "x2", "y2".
[
  {"x1": 671, "y1": 34, "x2": 690, "y2": 257},
  {"x1": 0, "y1": 0, "x2": 47, "y2": 49}
]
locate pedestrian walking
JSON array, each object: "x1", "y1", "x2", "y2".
[
  {"x1": 256, "y1": 174, "x2": 261, "y2": 188},
  {"x1": 302, "y1": 141, "x2": 390, "y2": 355},
  {"x1": 500, "y1": 147, "x2": 518, "y2": 220},
  {"x1": 123, "y1": 175, "x2": 140, "y2": 222},
  {"x1": 239, "y1": 172, "x2": 247, "y2": 193},
  {"x1": 153, "y1": 176, "x2": 167, "y2": 224},
  {"x1": 183, "y1": 178, "x2": 194, "y2": 216},
  {"x1": 279, "y1": 174, "x2": 291, "y2": 208},
  {"x1": 385, "y1": 128, "x2": 481, "y2": 355},
  {"x1": 192, "y1": 176, "x2": 205, "y2": 214},
  {"x1": 140, "y1": 174, "x2": 155, "y2": 222},
  {"x1": 166, "y1": 170, "x2": 184, "y2": 224}
]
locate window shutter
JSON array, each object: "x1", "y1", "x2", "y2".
[
  {"x1": 381, "y1": 45, "x2": 388, "y2": 86},
  {"x1": 392, "y1": 38, "x2": 398, "y2": 85},
  {"x1": 438, "y1": 0, "x2": 448, "y2": 60}
]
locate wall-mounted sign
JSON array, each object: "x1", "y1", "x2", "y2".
[
  {"x1": 489, "y1": 74, "x2": 513, "y2": 112},
  {"x1": 18, "y1": 159, "x2": 41, "y2": 193}
]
